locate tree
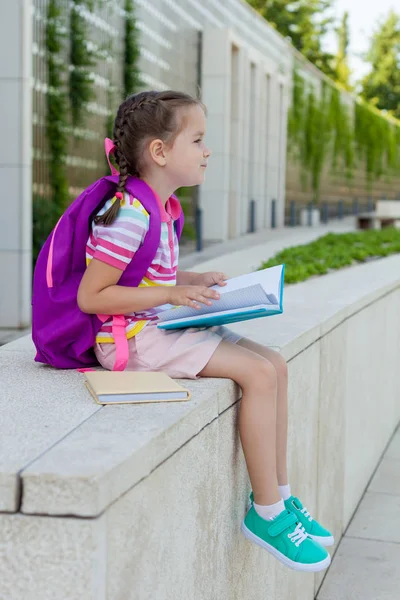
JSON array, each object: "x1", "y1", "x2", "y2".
[
  {"x1": 360, "y1": 11, "x2": 400, "y2": 119},
  {"x1": 334, "y1": 11, "x2": 352, "y2": 90},
  {"x1": 247, "y1": 0, "x2": 336, "y2": 77}
]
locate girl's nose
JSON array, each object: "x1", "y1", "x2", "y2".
[{"x1": 204, "y1": 145, "x2": 211, "y2": 158}]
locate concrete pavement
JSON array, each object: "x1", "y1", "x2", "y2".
[{"x1": 318, "y1": 426, "x2": 400, "y2": 600}]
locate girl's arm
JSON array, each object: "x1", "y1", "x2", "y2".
[
  {"x1": 176, "y1": 271, "x2": 202, "y2": 286},
  {"x1": 77, "y1": 258, "x2": 171, "y2": 315},
  {"x1": 78, "y1": 260, "x2": 220, "y2": 315}
]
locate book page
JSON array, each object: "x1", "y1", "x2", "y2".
[
  {"x1": 158, "y1": 283, "x2": 278, "y2": 322},
  {"x1": 213, "y1": 264, "x2": 283, "y2": 298}
]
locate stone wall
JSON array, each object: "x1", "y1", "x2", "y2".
[{"x1": 1, "y1": 255, "x2": 399, "y2": 599}]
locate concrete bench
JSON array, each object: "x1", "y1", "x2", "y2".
[
  {"x1": 357, "y1": 199, "x2": 400, "y2": 229},
  {"x1": 1, "y1": 255, "x2": 400, "y2": 600}
]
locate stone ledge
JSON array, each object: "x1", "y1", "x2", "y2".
[{"x1": 1, "y1": 255, "x2": 399, "y2": 516}]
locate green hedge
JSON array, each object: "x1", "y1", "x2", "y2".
[{"x1": 259, "y1": 228, "x2": 400, "y2": 283}]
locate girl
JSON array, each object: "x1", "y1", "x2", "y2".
[{"x1": 77, "y1": 90, "x2": 333, "y2": 572}]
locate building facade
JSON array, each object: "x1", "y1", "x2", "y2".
[
  {"x1": 1, "y1": 0, "x2": 399, "y2": 328},
  {"x1": 1, "y1": 0, "x2": 293, "y2": 328}
]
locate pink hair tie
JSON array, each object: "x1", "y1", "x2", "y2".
[{"x1": 115, "y1": 192, "x2": 123, "y2": 200}]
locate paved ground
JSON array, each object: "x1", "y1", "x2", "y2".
[
  {"x1": 318, "y1": 425, "x2": 400, "y2": 600},
  {"x1": 0, "y1": 328, "x2": 31, "y2": 347}
]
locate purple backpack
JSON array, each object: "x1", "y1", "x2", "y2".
[{"x1": 32, "y1": 175, "x2": 184, "y2": 369}]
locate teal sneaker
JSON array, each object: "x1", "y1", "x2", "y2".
[
  {"x1": 242, "y1": 506, "x2": 331, "y2": 572},
  {"x1": 248, "y1": 492, "x2": 334, "y2": 547},
  {"x1": 284, "y1": 496, "x2": 334, "y2": 547}
]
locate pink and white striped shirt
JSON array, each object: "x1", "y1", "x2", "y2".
[{"x1": 86, "y1": 191, "x2": 181, "y2": 343}]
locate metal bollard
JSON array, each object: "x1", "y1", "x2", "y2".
[
  {"x1": 322, "y1": 202, "x2": 329, "y2": 224},
  {"x1": 338, "y1": 200, "x2": 344, "y2": 219},
  {"x1": 271, "y1": 199, "x2": 276, "y2": 228},
  {"x1": 367, "y1": 196, "x2": 373, "y2": 212},
  {"x1": 249, "y1": 199, "x2": 256, "y2": 233},
  {"x1": 289, "y1": 201, "x2": 296, "y2": 226},
  {"x1": 353, "y1": 198, "x2": 359, "y2": 215},
  {"x1": 195, "y1": 206, "x2": 203, "y2": 252},
  {"x1": 307, "y1": 202, "x2": 313, "y2": 226}
]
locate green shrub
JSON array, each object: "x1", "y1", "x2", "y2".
[
  {"x1": 259, "y1": 228, "x2": 400, "y2": 283},
  {"x1": 32, "y1": 195, "x2": 64, "y2": 265}
]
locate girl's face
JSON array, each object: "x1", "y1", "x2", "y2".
[{"x1": 164, "y1": 104, "x2": 211, "y2": 188}]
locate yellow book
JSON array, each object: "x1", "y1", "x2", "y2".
[{"x1": 84, "y1": 371, "x2": 191, "y2": 405}]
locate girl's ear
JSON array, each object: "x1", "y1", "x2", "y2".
[{"x1": 149, "y1": 139, "x2": 167, "y2": 167}]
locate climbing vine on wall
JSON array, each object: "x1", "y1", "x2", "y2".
[
  {"x1": 69, "y1": 0, "x2": 96, "y2": 127},
  {"x1": 45, "y1": 0, "x2": 69, "y2": 210},
  {"x1": 354, "y1": 101, "x2": 400, "y2": 183},
  {"x1": 124, "y1": 0, "x2": 142, "y2": 98},
  {"x1": 288, "y1": 66, "x2": 400, "y2": 200},
  {"x1": 102, "y1": 0, "x2": 141, "y2": 171}
]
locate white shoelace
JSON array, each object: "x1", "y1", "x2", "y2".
[
  {"x1": 300, "y1": 506, "x2": 313, "y2": 522},
  {"x1": 287, "y1": 523, "x2": 308, "y2": 547}
]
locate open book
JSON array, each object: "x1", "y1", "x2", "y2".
[{"x1": 157, "y1": 264, "x2": 284, "y2": 330}]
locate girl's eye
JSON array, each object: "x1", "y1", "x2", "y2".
[{"x1": 194, "y1": 139, "x2": 202, "y2": 144}]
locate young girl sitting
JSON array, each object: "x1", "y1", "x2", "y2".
[{"x1": 77, "y1": 90, "x2": 333, "y2": 572}]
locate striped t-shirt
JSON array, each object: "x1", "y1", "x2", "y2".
[{"x1": 86, "y1": 191, "x2": 181, "y2": 343}]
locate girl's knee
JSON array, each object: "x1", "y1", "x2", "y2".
[
  {"x1": 244, "y1": 357, "x2": 277, "y2": 390},
  {"x1": 272, "y1": 351, "x2": 288, "y2": 382}
]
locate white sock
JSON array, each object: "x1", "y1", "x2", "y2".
[
  {"x1": 254, "y1": 499, "x2": 285, "y2": 521},
  {"x1": 278, "y1": 484, "x2": 292, "y2": 500}
]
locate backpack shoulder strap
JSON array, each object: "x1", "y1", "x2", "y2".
[
  {"x1": 104, "y1": 176, "x2": 184, "y2": 287},
  {"x1": 113, "y1": 176, "x2": 162, "y2": 287}
]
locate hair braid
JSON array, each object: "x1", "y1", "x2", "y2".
[{"x1": 95, "y1": 99, "x2": 136, "y2": 226}]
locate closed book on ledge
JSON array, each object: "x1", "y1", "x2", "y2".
[
  {"x1": 157, "y1": 264, "x2": 285, "y2": 330},
  {"x1": 84, "y1": 371, "x2": 191, "y2": 405}
]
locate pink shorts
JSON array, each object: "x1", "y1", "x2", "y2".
[{"x1": 94, "y1": 321, "x2": 242, "y2": 379}]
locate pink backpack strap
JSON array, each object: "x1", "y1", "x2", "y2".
[
  {"x1": 111, "y1": 316, "x2": 129, "y2": 371},
  {"x1": 105, "y1": 138, "x2": 119, "y2": 176},
  {"x1": 97, "y1": 314, "x2": 129, "y2": 371},
  {"x1": 46, "y1": 216, "x2": 63, "y2": 288}
]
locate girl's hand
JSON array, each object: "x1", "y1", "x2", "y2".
[
  {"x1": 167, "y1": 285, "x2": 221, "y2": 310},
  {"x1": 194, "y1": 271, "x2": 228, "y2": 288}
]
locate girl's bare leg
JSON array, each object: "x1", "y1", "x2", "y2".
[
  {"x1": 199, "y1": 340, "x2": 280, "y2": 506},
  {"x1": 237, "y1": 339, "x2": 289, "y2": 486}
]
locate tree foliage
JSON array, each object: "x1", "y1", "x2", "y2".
[
  {"x1": 334, "y1": 11, "x2": 352, "y2": 90},
  {"x1": 360, "y1": 11, "x2": 400, "y2": 119},
  {"x1": 247, "y1": 0, "x2": 336, "y2": 77}
]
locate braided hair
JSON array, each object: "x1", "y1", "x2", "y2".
[{"x1": 95, "y1": 90, "x2": 205, "y2": 226}]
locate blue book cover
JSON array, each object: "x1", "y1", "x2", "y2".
[{"x1": 157, "y1": 264, "x2": 285, "y2": 330}]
